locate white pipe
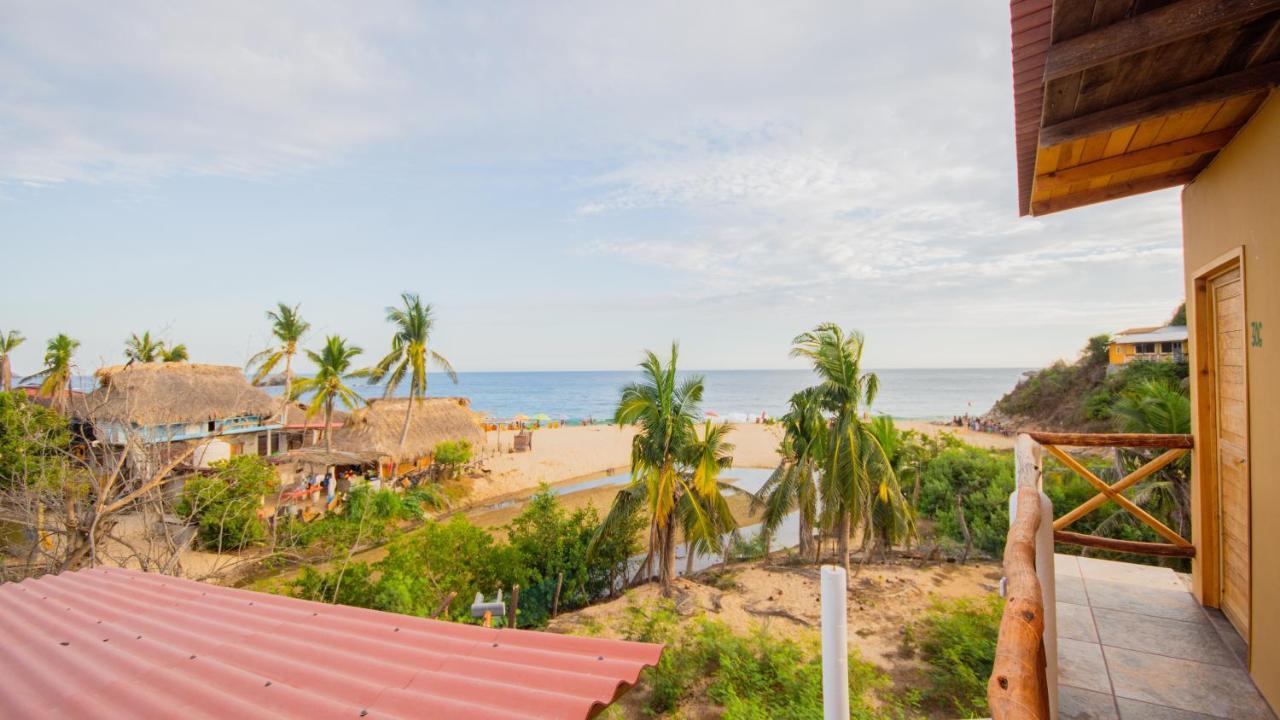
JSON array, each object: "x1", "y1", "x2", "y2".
[{"x1": 820, "y1": 564, "x2": 849, "y2": 720}]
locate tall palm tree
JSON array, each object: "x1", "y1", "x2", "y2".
[
  {"x1": 592, "y1": 343, "x2": 729, "y2": 597},
  {"x1": 26, "y1": 334, "x2": 79, "y2": 411},
  {"x1": 291, "y1": 336, "x2": 367, "y2": 454},
  {"x1": 753, "y1": 387, "x2": 826, "y2": 563},
  {"x1": 864, "y1": 416, "x2": 915, "y2": 561},
  {"x1": 160, "y1": 343, "x2": 189, "y2": 362},
  {"x1": 790, "y1": 323, "x2": 889, "y2": 572},
  {"x1": 247, "y1": 303, "x2": 310, "y2": 421},
  {"x1": 124, "y1": 331, "x2": 164, "y2": 363},
  {"x1": 0, "y1": 329, "x2": 24, "y2": 392},
  {"x1": 368, "y1": 293, "x2": 457, "y2": 451}
]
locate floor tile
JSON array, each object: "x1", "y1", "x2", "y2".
[
  {"x1": 1060, "y1": 637, "x2": 1112, "y2": 694},
  {"x1": 1105, "y1": 646, "x2": 1275, "y2": 719},
  {"x1": 1093, "y1": 607, "x2": 1237, "y2": 667},
  {"x1": 1078, "y1": 557, "x2": 1184, "y2": 592},
  {"x1": 1058, "y1": 601, "x2": 1099, "y2": 642},
  {"x1": 1058, "y1": 572, "x2": 1088, "y2": 605},
  {"x1": 1117, "y1": 698, "x2": 1229, "y2": 719},
  {"x1": 1056, "y1": 553, "x2": 1082, "y2": 577},
  {"x1": 1060, "y1": 685, "x2": 1119, "y2": 720},
  {"x1": 1083, "y1": 578, "x2": 1206, "y2": 624}
]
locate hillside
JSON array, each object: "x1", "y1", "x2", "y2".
[{"x1": 987, "y1": 328, "x2": 1188, "y2": 433}]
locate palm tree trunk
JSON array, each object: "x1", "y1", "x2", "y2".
[
  {"x1": 1, "y1": 357, "x2": 10, "y2": 393},
  {"x1": 325, "y1": 398, "x2": 334, "y2": 455},
  {"x1": 659, "y1": 511, "x2": 677, "y2": 597},
  {"x1": 685, "y1": 541, "x2": 695, "y2": 577},
  {"x1": 399, "y1": 397, "x2": 414, "y2": 450},
  {"x1": 799, "y1": 511, "x2": 814, "y2": 563}
]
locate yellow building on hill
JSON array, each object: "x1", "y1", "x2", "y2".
[{"x1": 1108, "y1": 324, "x2": 1188, "y2": 366}]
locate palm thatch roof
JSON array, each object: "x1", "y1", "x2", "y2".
[
  {"x1": 82, "y1": 363, "x2": 277, "y2": 426},
  {"x1": 281, "y1": 402, "x2": 348, "y2": 429},
  {"x1": 329, "y1": 397, "x2": 484, "y2": 463}
]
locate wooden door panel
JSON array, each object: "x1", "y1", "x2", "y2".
[{"x1": 1212, "y1": 266, "x2": 1249, "y2": 638}]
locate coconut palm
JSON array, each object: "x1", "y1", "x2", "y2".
[
  {"x1": 247, "y1": 303, "x2": 310, "y2": 420},
  {"x1": 864, "y1": 415, "x2": 915, "y2": 561},
  {"x1": 677, "y1": 420, "x2": 737, "y2": 575},
  {"x1": 368, "y1": 293, "x2": 457, "y2": 451},
  {"x1": 0, "y1": 329, "x2": 24, "y2": 392},
  {"x1": 124, "y1": 331, "x2": 164, "y2": 363},
  {"x1": 790, "y1": 323, "x2": 890, "y2": 572},
  {"x1": 160, "y1": 343, "x2": 189, "y2": 362},
  {"x1": 291, "y1": 336, "x2": 367, "y2": 454},
  {"x1": 753, "y1": 387, "x2": 825, "y2": 563},
  {"x1": 592, "y1": 343, "x2": 729, "y2": 597},
  {"x1": 26, "y1": 334, "x2": 79, "y2": 411}
]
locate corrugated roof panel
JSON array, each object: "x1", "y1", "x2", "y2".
[{"x1": 0, "y1": 567, "x2": 662, "y2": 719}]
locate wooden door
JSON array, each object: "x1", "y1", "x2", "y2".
[{"x1": 1211, "y1": 266, "x2": 1250, "y2": 637}]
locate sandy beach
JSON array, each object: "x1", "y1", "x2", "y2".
[{"x1": 467, "y1": 420, "x2": 1011, "y2": 504}]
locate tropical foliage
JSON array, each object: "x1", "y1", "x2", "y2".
[
  {"x1": 124, "y1": 331, "x2": 189, "y2": 364},
  {"x1": 26, "y1": 334, "x2": 79, "y2": 409},
  {"x1": 592, "y1": 343, "x2": 736, "y2": 596},
  {"x1": 247, "y1": 302, "x2": 310, "y2": 422},
  {"x1": 290, "y1": 335, "x2": 367, "y2": 453},
  {"x1": 368, "y1": 293, "x2": 457, "y2": 450},
  {"x1": 0, "y1": 329, "x2": 25, "y2": 392}
]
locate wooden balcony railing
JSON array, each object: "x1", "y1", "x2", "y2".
[
  {"x1": 1030, "y1": 432, "x2": 1195, "y2": 559},
  {"x1": 988, "y1": 431, "x2": 1195, "y2": 720}
]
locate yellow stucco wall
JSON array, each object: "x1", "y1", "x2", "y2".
[{"x1": 1181, "y1": 89, "x2": 1279, "y2": 708}]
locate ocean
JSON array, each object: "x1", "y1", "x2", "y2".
[{"x1": 287, "y1": 368, "x2": 1029, "y2": 422}]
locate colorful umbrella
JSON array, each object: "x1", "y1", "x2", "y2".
[
  {"x1": 533, "y1": 413, "x2": 552, "y2": 422},
  {"x1": 704, "y1": 410, "x2": 720, "y2": 418}
]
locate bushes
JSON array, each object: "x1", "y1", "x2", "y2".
[
  {"x1": 432, "y1": 439, "x2": 472, "y2": 480},
  {"x1": 176, "y1": 456, "x2": 277, "y2": 550},
  {"x1": 908, "y1": 595, "x2": 1004, "y2": 717},
  {"x1": 618, "y1": 600, "x2": 904, "y2": 719},
  {"x1": 918, "y1": 446, "x2": 1014, "y2": 558}
]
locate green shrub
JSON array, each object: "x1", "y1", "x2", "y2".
[
  {"x1": 918, "y1": 446, "x2": 1014, "y2": 557},
  {"x1": 176, "y1": 456, "x2": 276, "y2": 550},
  {"x1": 910, "y1": 595, "x2": 1004, "y2": 717},
  {"x1": 432, "y1": 440, "x2": 472, "y2": 479}
]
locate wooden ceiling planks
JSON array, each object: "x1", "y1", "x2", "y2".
[{"x1": 1013, "y1": 0, "x2": 1280, "y2": 215}]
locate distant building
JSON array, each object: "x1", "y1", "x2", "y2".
[
  {"x1": 1108, "y1": 325, "x2": 1188, "y2": 366},
  {"x1": 80, "y1": 362, "x2": 280, "y2": 467}
]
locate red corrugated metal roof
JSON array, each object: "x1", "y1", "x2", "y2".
[
  {"x1": 1010, "y1": 0, "x2": 1053, "y2": 216},
  {"x1": 0, "y1": 567, "x2": 662, "y2": 719}
]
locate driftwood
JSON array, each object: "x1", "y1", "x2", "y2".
[
  {"x1": 987, "y1": 485, "x2": 1050, "y2": 720},
  {"x1": 743, "y1": 602, "x2": 813, "y2": 626},
  {"x1": 430, "y1": 591, "x2": 457, "y2": 619}
]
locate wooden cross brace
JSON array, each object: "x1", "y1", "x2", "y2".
[{"x1": 1046, "y1": 445, "x2": 1192, "y2": 548}]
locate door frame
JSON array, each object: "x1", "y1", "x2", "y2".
[{"x1": 1191, "y1": 245, "x2": 1251, "y2": 652}]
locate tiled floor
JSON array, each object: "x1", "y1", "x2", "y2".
[{"x1": 1054, "y1": 554, "x2": 1276, "y2": 720}]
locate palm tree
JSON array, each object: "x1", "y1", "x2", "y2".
[
  {"x1": 864, "y1": 416, "x2": 915, "y2": 562},
  {"x1": 26, "y1": 334, "x2": 79, "y2": 411},
  {"x1": 592, "y1": 343, "x2": 729, "y2": 597},
  {"x1": 368, "y1": 293, "x2": 457, "y2": 451},
  {"x1": 247, "y1": 303, "x2": 311, "y2": 421},
  {"x1": 124, "y1": 331, "x2": 164, "y2": 363},
  {"x1": 753, "y1": 387, "x2": 825, "y2": 563},
  {"x1": 790, "y1": 323, "x2": 890, "y2": 572},
  {"x1": 677, "y1": 420, "x2": 737, "y2": 576},
  {"x1": 0, "y1": 329, "x2": 24, "y2": 392},
  {"x1": 160, "y1": 343, "x2": 189, "y2": 362},
  {"x1": 291, "y1": 336, "x2": 367, "y2": 454}
]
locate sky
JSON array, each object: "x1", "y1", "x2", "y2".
[{"x1": 0, "y1": 1, "x2": 1187, "y2": 375}]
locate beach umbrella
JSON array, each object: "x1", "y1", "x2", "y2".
[
  {"x1": 704, "y1": 410, "x2": 720, "y2": 418},
  {"x1": 533, "y1": 413, "x2": 551, "y2": 422},
  {"x1": 514, "y1": 414, "x2": 529, "y2": 421}
]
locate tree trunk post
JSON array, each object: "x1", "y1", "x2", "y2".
[
  {"x1": 507, "y1": 584, "x2": 519, "y2": 628},
  {"x1": 551, "y1": 573, "x2": 564, "y2": 618}
]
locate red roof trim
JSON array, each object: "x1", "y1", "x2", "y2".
[{"x1": 0, "y1": 567, "x2": 662, "y2": 719}]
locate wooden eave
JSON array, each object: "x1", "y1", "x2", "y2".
[{"x1": 1011, "y1": 0, "x2": 1280, "y2": 216}]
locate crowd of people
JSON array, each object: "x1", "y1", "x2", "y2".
[{"x1": 950, "y1": 414, "x2": 1010, "y2": 435}]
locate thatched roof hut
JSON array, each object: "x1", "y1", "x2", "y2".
[
  {"x1": 82, "y1": 363, "x2": 277, "y2": 426},
  {"x1": 281, "y1": 402, "x2": 348, "y2": 430},
  {"x1": 329, "y1": 397, "x2": 483, "y2": 463}
]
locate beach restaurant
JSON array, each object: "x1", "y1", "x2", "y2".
[
  {"x1": 992, "y1": 1, "x2": 1280, "y2": 717},
  {"x1": 325, "y1": 396, "x2": 485, "y2": 479}
]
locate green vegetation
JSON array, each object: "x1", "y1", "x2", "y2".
[
  {"x1": 27, "y1": 333, "x2": 79, "y2": 409},
  {"x1": 431, "y1": 439, "x2": 472, "y2": 480},
  {"x1": 617, "y1": 600, "x2": 911, "y2": 719},
  {"x1": 246, "y1": 302, "x2": 311, "y2": 412},
  {"x1": 123, "y1": 330, "x2": 188, "y2": 363},
  {"x1": 906, "y1": 595, "x2": 1004, "y2": 717},
  {"x1": 1, "y1": 330, "x2": 26, "y2": 392},
  {"x1": 288, "y1": 486, "x2": 642, "y2": 625},
  {"x1": 176, "y1": 456, "x2": 278, "y2": 550},
  {"x1": 917, "y1": 442, "x2": 1014, "y2": 560},
  {"x1": 0, "y1": 391, "x2": 68, "y2": 488}
]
